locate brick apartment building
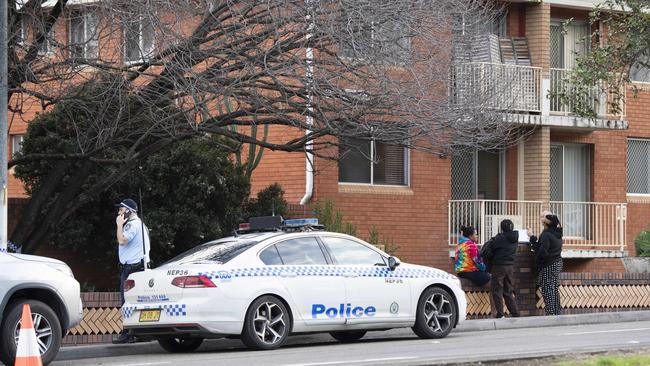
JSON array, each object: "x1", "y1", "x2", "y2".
[
  {"x1": 245, "y1": 0, "x2": 650, "y2": 274},
  {"x1": 6, "y1": 0, "x2": 650, "y2": 277}
]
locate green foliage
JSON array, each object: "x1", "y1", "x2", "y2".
[
  {"x1": 367, "y1": 225, "x2": 400, "y2": 255},
  {"x1": 311, "y1": 199, "x2": 357, "y2": 236},
  {"x1": 15, "y1": 99, "x2": 251, "y2": 281},
  {"x1": 562, "y1": 0, "x2": 650, "y2": 117},
  {"x1": 243, "y1": 183, "x2": 288, "y2": 220},
  {"x1": 635, "y1": 229, "x2": 650, "y2": 257}
]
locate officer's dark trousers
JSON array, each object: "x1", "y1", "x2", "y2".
[{"x1": 119, "y1": 262, "x2": 144, "y2": 305}]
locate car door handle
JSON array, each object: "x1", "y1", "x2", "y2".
[
  {"x1": 342, "y1": 272, "x2": 359, "y2": 278},
  {"x1": 280, "y1": 272, "x2": 297, "y2": 278}
]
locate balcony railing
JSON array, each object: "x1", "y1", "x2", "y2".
[
  {"x1": 450, "y1": 62, "x2": 542, "y2": 113},
  {"x1": 550, "y1": 68, "x2": 626, "y2": 119},
  {"x1": 448, "y1": 200, "x2": 627, "y2": 250}
]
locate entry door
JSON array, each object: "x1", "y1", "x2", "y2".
[{"x1": 550, "y1": 144, "x2": 590, "y2": 237}]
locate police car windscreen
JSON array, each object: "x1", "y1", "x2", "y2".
[{"x1": 164, "y1": 240, "x2": 258, "y2": 265}]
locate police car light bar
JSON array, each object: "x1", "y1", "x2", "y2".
[{"x1": 282, "y1": 218, "x2": 319, "y2": 226}]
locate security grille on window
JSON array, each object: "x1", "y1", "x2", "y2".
[
  {"x1": 70, "y1": 9, "x2": 98, "y2": 60},
  {"x1": 339, "y1": 137, "x2": 408, "y2": 186},
  {"x1": 124, "y1": 16, "x2": 154, "y2": 62},
  {"x1": 627, "y1": 139, "x2": 650, "y2": 194}
]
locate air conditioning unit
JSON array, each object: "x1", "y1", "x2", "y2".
[{"x1": 485, "y1": 215, "x2": 523, "y2": 239}]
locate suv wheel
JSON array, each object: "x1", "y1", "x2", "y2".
[
  {"x1": 157, "y1": 337, "x2": 204, "y2": 353},
  {"x1": 0, "y1": 300, "x2": 62, "y2": 366},
  {"x1": 241, "y1": 295, "x2": 290, "y2": 350},
  {"x1": 412, "y1": 287, "x2": 457, "y2": 339}
]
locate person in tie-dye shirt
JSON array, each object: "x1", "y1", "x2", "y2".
[{"x1": 454, "y1": 226, "x2": 490, "y2": 286}]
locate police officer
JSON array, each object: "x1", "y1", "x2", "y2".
[{"x1": 114, "y1": 198, "x2": 150, "y2": 343}]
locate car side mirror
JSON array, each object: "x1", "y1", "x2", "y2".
[{"x1": 388, "y1": 256, "x2": 401, "y2": 271}]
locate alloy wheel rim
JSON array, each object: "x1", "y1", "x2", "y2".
[
  {"x1": 253, "y1": 302, "x2": 286, "y2": 345},
  {"x1": 14, "y1": 312, "x2": 53, "y2": 355},
  {"x1": 423, "y1": 293, "x2": 453, "y2": 333}
]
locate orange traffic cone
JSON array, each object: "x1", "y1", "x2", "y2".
[{"x1": 14, "y1": 304, "x2": 43, "y2": 366}]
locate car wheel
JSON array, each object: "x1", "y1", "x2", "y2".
[
  {"x1": 241, "y1": 295, "x2": 290, "y2": 350},
  {"x1": 157, "y1": 337, "x2": 203, "y2": 353},
  {"x1": 329, "y1": 330, "x2": 367, "y2": 343},
  {"x1": 412, "y1": 287, "x2": 457, "y2": 339},
  {"x1": 0, "y1": 300, "x2": 62, "y2": 366}
]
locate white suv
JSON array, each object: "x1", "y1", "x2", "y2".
[{"x1": 0, "y1": 251, "x2": 83, "y2": 365}]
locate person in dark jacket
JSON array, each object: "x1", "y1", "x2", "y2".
[
  {"x1": 529, "y1": 212, "x2": 563, "y2": 315},
  {"x1": 481, "y1": 219, "x2": 520, "y2": 318}
]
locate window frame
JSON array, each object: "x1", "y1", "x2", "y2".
[
  {"x1": 259, "y1": 236, "x2": 331, "y2": 266},
  {"x1": 319, "y1": 235, "x2": 387, "y2": 267},
  {"x1": 11, "y1": 135, "x2": 24, "y2": 158},
  {"x1": 123, "y1": 15, "x2": 155, "y2": 64},
  {"x1": 338, "y1": 137, "x2": 410, "y2": 187},
  {"x1": 627, "y1": 138, "x2": 650, "y2": 195},
  {"x1": 69, "y1": 8, "x2": 99, "y2": 60},
  {"x1": 338, "y1": 15, "x2": 411, "y2": 63}
]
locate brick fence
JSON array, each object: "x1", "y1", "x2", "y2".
[{"x1": 63, "y1": 247, "x2": 650, "y2": 345}]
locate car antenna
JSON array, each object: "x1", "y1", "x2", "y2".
[{"x1": 139, "y1": 188, "x2": 150, "y2": 271}]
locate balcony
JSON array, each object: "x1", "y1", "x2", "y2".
[
  {"x1": 448, "y1": 200, "x2": 627, "y2": 254},
  {"x1": 550, "y1": 68, "x2": 626, "y2": 120},
  {"x1": 450, "y1": 62, "x2": 542, "y2": 113}
]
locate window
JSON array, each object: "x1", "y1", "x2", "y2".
[
  {"x1": 339, "y1": 137, "x2": 408, "y2": 185},
  {"x1": 11, "y1": 135, "x2": 24, "y2": 158},
  {"x1": 550, "y1": 21, "x2": 590, "y2": 69},
  {"x1": 165, "y1": 240, "x2": 258, "y2": 265},
  {"x1": 70, "y1": 9, "x2": 98, "y2": 60},
  {"x1": 451, "y1": 150, "x2": 504, "y2": 200},
  {"x1": 124, "y1": 16, "x2": 154, "y2": 62},
  {"x1": 275, "y1": 237, "x2": 327, "y2": 265},
  {"x1": 37, "y1": 27, "x2": 55, "y2": 54},
  {"x1": 339, "y1": 12, "x2": 410, "y2": 62},
  {"x1": 630, "y1": 53, "x2": 650, "y2": 83},
  {"x1": 321, "y1": 237, "x2": 385, "y2": 266},
  {"x1": 259, "y1": 245, "x2": 283, "y2": 265},
  {"x1": 628, "y1": 139, "x2": 650, "y2": 194}
]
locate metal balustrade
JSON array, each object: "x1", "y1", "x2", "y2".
[
  {"x1": 550, "y1": 68, "x2": 626, "y2": 119},
  {"x1": 449, "y1": 200, "x2": 626, "y2": 250},
  {"x1": 450, "y1": 62, "x2": 542, "y2": 112}
]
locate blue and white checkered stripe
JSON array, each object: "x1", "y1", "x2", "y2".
[
  {"x1": 199, "y1": 266, "x2": 455, "y2": 280},
  {"x1": 121, "y1": 304, "x2": 188, "y2": 319}
]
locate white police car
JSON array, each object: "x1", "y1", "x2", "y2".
[{"x1": 122, "y1": 217, "x2": 466, "y2": 352}]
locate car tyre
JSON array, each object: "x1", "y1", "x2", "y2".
[
  {"x1": 157, "y1": 337, "x2": 203, "y2": 353},
  {"x1": 0, "y1": 300, "x2": 62, "y2": 366},
  {"x1": 412, "y1": 287, "x2": 457, "y2": 339},
  {"x1": 329, "y1": 330, "x2": 367, "y2": 343},
  {"x1": 241, "y1": 295, "x2": 291, "y2": 350}
]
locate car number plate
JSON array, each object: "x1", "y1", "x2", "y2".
[{"x1": 139, "y1": 310, "x2": 161, "y2": 322}]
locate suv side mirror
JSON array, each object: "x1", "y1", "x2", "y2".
[{"x1": 388, "y1": 256, "x2": 401, "y2": 271}]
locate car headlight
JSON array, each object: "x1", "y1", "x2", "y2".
[{"x1": 46, "y1": 263, "x2": 74, "y2": 277}]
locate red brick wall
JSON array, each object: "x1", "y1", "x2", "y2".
[{"x1": 312, "y1": 149, "x2": 454, "y2": 272}]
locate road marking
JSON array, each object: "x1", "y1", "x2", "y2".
[
  {"x1": 109, "y1": 362, "x2": 171, "y2": 366},
  {"x1": 629, "y1": 341, "x2": 641, "y2": 344},
  {"x1": 561, "y1": 328, "x2": 650, "y2": 336},
  {"x1": 285, "y1": 356, "x2": 418, "y2": 366}
]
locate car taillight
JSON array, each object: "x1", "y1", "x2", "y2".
[
  {"x1": 171, "y1": 275, "x2": 216, "y2": 288},
  {"x1": 124, "y1": 279, "x2": 135, "y2": 292}
]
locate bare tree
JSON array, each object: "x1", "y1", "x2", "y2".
[{"x1": 7, "y1": 0, "x2": 525, "y2": 252}]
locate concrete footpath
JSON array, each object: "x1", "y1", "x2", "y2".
[{"x1": 56, "y1": 310, "x2": 650, "y2": 361}]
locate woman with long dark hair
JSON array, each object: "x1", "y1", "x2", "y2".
[{"x1": 530, "y1": 212, "x2": 563, "y2": 315}]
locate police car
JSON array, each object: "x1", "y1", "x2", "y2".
[{"x1": 123, "y1": 217, "x2": 466, "y2": 352}]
